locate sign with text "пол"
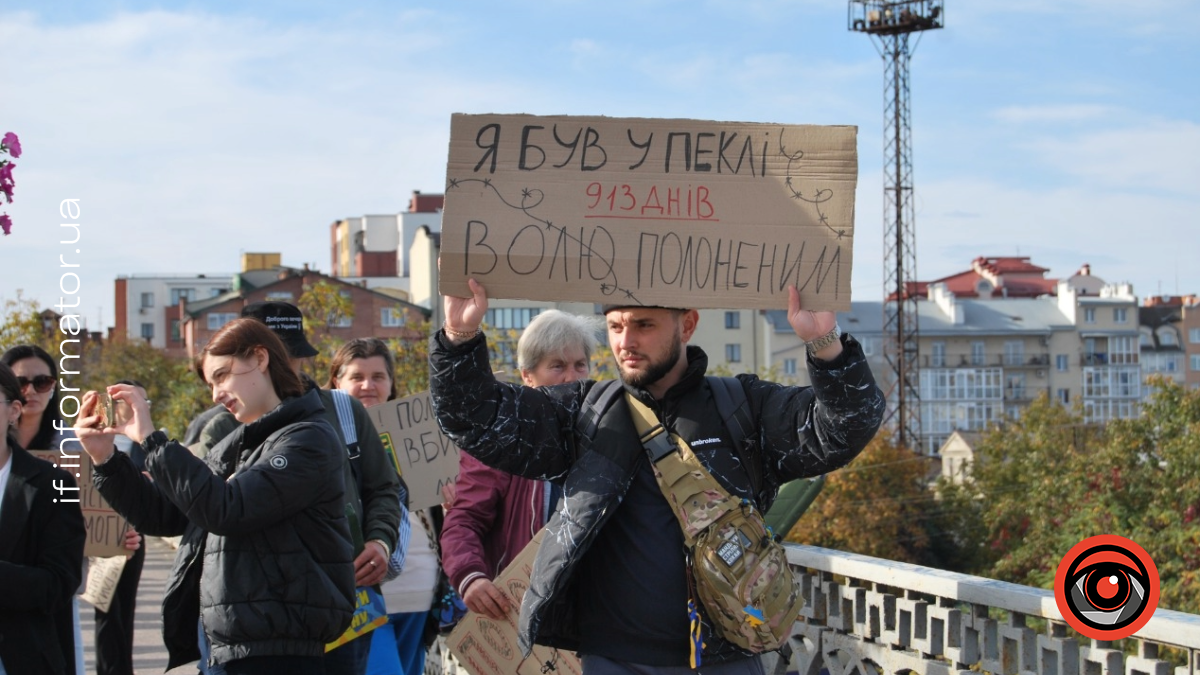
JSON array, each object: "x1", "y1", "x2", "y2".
[
  {"x1": 440, "y1": 114, "x2": 858, "y2": 311},
  {"x1": 367, "y1": 391, "x2": 459, "y2": 511}
]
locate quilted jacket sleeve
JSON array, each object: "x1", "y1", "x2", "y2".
[
  {"x1": 742, "y1": 334, "x2": 886, "y2": 484},
  {"x1": 429, "y1": 330, "x2": 586, "y2": 482}
]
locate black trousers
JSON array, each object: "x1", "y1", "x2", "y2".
[{"x1": 93, "y1": 539, "x2": 146, "y2": 675}]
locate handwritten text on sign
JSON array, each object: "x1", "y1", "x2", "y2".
[
  {"x1": 440, "y1": 114, "x2": 858, "y2": 311},
  {"x1": 366, "y1": 391, "x2": 459, "y2": 511},
  {"x1": 448, "y1": 530, "x2": 582, "y2": 675}
]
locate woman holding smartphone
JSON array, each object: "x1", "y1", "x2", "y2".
[{"x1": 74, "y1": 318, "x2": 355, "y2": 675}]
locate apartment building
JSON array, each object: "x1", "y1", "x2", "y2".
[
  {"x1": 181, "y1": 268, "x2": 427, "y2": 358},
  {"x1": 330, "y1": 190, "x2": 444, "y2": 286},
  {"x1": 114, "y1": 273, "x2": 234, "y2": 354}
]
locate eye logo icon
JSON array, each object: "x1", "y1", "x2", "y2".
[{"x1": 1054, "y1": 534, "x2": 1159, "y2": 640}]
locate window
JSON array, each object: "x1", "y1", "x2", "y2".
[
  {"x1": 1057, "y1": 388, "x2": 1070, "y2": 405},
  {"x1": 1110, "y1": 336, "x2": 1138, "y2": 365},
  {"x1": 1003, "y1": 340, "x2": 1025, "y2": 366},
  {"x1": 140, "y1": 323, "x2": 154, "y2": 340},
  {"x1": 971, "y1": 341, "x2": 985, "y2": 366},
  {"x1": 931, "y1": 341, "x2": 945, "y2": 367},
  {"x1": 140, "y1": 292, "x2": 154, "y2": 308},
  {"x1": 1190, "y1": 328, "x2": 1200, "y2": 344},
  {"x1": 484, "y1": 307, "x2": 542, "y2": 330},
  {"x1": 332, "y1": 292, "x2": 354, "y2": 328},
  {"x1": 1113, "y1": 307, "x2": 1127, "y2": 323},
  {"x1": 724, "y1": 311, "x2": 740, "y2": 329},
  {"x1": 170, "y1": 320, "x2": 181, "y2": 343},
  {"x1": 1056, "y1": 354, "x2": 1069, "y2": 372},
  {"x1": 170, "y1": 288, "x2": 196, "y2": 305},
  {"x1": 1005, "y1": 372, "x2": 1026, "y2": 400},
  {"x1": 783, "y1": 358, "x2": 797, "y2": 375},
  {"x1": 1083, "y1": 307, "x2": 1095, "y2": 323},
  {"x1": 1157, "y1": 327, "x2": 1178, "y2": 347},
  {"x1": 1192, "y1": 355, "x2": 1200, "y2": 372},
  {"x1": 381, "y1": 307, "x2": 405, "y2": 328},
  {"x1": 207, "y1": 312, "x2": 237, "y2": 331},
  {"x1": 210, "y1": 287, "x2": 227, "y2": 298},
  {"x1": 725, "y1": 344, "x2": 742, "y2": 363},
  {"x1": 264, "y1": 291, "x2": 294, "y2": 301}
]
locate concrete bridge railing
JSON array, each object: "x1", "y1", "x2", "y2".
[{"x1": 778, "y1": 544, "x2": 1199, "y2": 675}]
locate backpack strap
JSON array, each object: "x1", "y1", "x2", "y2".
[
  {"x1": 706, "y1": 375, "x2": 763, "y2": 503},
  {"x1": 574, "y1": 379, "x2": 625, "y2": 457},
  {"x1": 330, "y1": 389, "x2": 365, "y2": 495}
]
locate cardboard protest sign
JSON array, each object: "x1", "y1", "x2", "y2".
[
  {"x1": 81, "y1": 555, "x2": 127, "y2": 613},
  {"x1": 31, "y1": 449, "x2": 129, "y2": 558},
  {"x1": 366, "y1": 391, "x2": 460, "y2": 510},
  {"x1": 440, "y1": 114, "x2": 857, "y2": 311},
  {"x1": 448, "y1": 530, "x2": 582, "y2": 675}
]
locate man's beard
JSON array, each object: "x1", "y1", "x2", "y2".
[{"x1": 618, "y1": 332, "x2": 683, "y2": 390}]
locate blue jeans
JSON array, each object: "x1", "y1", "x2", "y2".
[{"x1": 366, "y1": 612, "x2": 427, "y2": 675}]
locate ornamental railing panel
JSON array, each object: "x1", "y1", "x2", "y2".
[{"x1": 777, "y1": 544, "x2": 1199, "y2": 675}]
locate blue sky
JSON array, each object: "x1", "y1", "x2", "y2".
[{"x1": 2, "y1": 1, "x2": 1197, "y2": 331}]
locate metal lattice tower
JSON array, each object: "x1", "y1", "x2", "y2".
[{"x1": 849, "y1": 0, "x2": 943, "y2": 451}]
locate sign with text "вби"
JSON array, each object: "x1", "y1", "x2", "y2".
[{"x1": 439, "y1": 114, "x2": 858, "y2": 311}]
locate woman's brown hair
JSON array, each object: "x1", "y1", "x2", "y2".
[
  {"x1": 0, "y1": 362, "x2": 26, "y2": 447},
  {"x1": 327, "y1": 338, "x2": 397, "y2": 402},
  {"x1": 198, "y1": 318, "x2": 305, "y2": 399}
]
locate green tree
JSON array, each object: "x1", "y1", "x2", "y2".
[
  {"x1": 77, "y1": 339, "x2": 210, "y2": 439},
  {"x1": 785, "y1": 431, "x2": 938, "y2": 564},
  {"x1": 391, "y1": 320, "x2": 432, "y2": 398},
  {"x1": 937, "y1": 383, "x2": 1200, "y2": 615},
  {"x1": 0, "y1": 291, "x2": 59, "y2": 355},
  {"x1": 297, "y1": 279, "x2": 355, "y2": 380}
]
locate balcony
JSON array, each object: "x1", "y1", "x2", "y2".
[
  {"x1": 924, "y1": 353, "x2": 1051, "y2": 369},
  {"x1": 772, "y1": 544, "x2": 1200, "y2": 675}
]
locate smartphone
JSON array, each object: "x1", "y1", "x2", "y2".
[{"x1": 97, "y1": 393, "x2": 132, "y2": 428}]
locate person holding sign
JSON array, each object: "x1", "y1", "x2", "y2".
[
  {"x1": 73, "y1": 318, "x2": 355, "y2": 675},
  {"x1": 440, "y1": 309, "x2": 600, "y2": 620},
  {"x1": 0, "y1": 360, "x2": 87, "y2": 675},
  {"x1": 328, "y1": 338, "x2": 442, "y2": 675},
  {"x1": 430, "y1": 279, "x2": 885, "y2": 675}
]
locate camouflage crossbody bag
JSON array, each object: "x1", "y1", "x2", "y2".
[{"x1": 624, "y1": 393, "x2": 801, "y2": 664}]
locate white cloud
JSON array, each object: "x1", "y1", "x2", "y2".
[
  {"x1": 992, "y1": 104, "x2": 1114, "y2": 124},
  {"x1": 1026, "y1": 120, "x2": 1200, "y2": 195}
]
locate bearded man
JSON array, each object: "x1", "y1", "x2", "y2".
[{"x1": 429, "y1": 279, "x2": 885, "y2": 675}]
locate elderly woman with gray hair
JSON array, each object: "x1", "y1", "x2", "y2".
[{"x1": 439, "y1": 309, "x2": 603, "y2": 619}]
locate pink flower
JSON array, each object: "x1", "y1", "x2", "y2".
[
  {"x1": 2, "y1": 132, "x2": 21, "y2": 159},
  {"x1": 0, "y1": 164, "x2": 13, "y2": 203},
  {"x1": 0, "y1": 214, "x2": 11, "y2": 235}
]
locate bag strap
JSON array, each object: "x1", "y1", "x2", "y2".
[
  {"x1": 330, "y1": 389, "x2": 359, "y2": 450},
  {"x1": 330, "y1": 389, "x2": 365, "y2": 496},
  {"x1": 623, "y1": 392, "x2": 739, "y2": 547},
  {"x1": 575, "y1": 379, "x2": 625, "y2": 450},
  {"x1": 707, "y1": 376, "x2": 763, "y2": 502}
]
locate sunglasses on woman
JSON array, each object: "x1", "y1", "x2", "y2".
[{"x1": 18, "y1": 375, "x2": 56, "y2": 393}]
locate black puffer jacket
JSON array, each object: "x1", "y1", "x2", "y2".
[
  {"x1": 93, "y1": 388, "x2": 355, "y2": 669},
  {"x1": 430, "y1": 331, "x2": 885, "y2": 664}
]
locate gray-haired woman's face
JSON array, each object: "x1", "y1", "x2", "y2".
[{"x1": 521, "y1": 345, "x2": 589, "y2": 387}]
